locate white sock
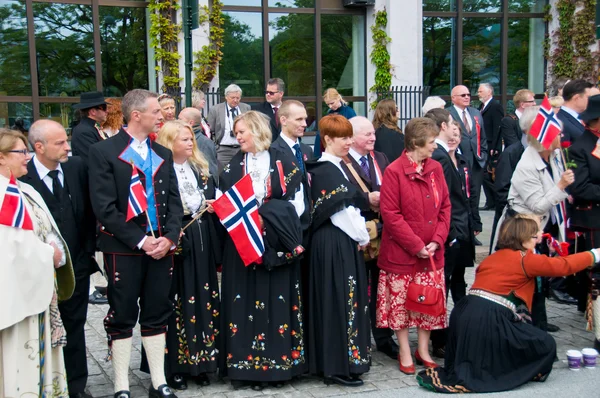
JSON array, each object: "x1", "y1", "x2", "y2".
[
  {"x1": 111, "y1": 337, "x2": 132, "y2": 393},
  {"x1": 593, "y1": 299, "x2": 600, "y2": 341},
  {"x1": 142, "y1": 334, "x2": 168, "y2": 389}
]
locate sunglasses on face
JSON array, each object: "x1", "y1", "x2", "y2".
[
  {"x1": 456, "y1": 93, "x2": 471, "y2": 98},
  {"x1": 265, "y1": 91, "x2": 280, "y2": 96}
]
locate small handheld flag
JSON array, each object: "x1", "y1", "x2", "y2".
[
  {"x1": 213, "y1": 174, "x2": 264, "y2": 266},
  {"x1": 0, "y1": 173, "x2": 34, "y2": 230},
  {"x1": 126, "y1": 165, "x2": 148, "y2": 222},
  {"x1": 529, "y1": 96, "x2": 562, "y2": 149}
]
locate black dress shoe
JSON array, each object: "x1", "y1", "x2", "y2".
[
  {"x1": 546, "y1": 323, "x2": 560, "y2": 333},
  {"x1": 71, "y1": 393, "x2": 93, "y2": 398},
  {"x1": 479, "y1": 204, "x2": 494, "y2": 211},
  {"x1": 377, "y1": 341, "x2": 400, "y2": 360},
  {"x1": 167, "y1": 374, "x2": 187, "y2": 390},
  {"x1": 432, "y1": 347, "x2": 445, "y2": 359},
  {"x1": 194, "y1": 373, "x2": 210, "y2": 387},
  {"x1": 595, "y1": 339, "x2": 600, "y2": 352},
  {"x1": 324, "y1": 375, "x2": 364, "y2": 387},
  {"x1": 114, "y1": 391, "x2": 130, "y2": 398},
  {"x1": 474, "y1": 237, "x2": 482, "y2": 246},
  {"x1": 89, "y1": 290, "x2": 108, "y2": 305},
  {"x1": 149, "y1": 384, "x2": 177, "y2": 398},
  {"x1": 550, "y1": 289, "x2": 578, "y2": 305},
  {"x1": 250, "y1": 382, "x2": 265, "y2": 391}
]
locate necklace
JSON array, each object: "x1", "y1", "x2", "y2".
[{"x1": 247, "y1": 153, "x2": 262, "y2": 183}]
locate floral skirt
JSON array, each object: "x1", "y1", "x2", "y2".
[{"x1": 376, "y1": 269, "x2": 448, "y2": 331}]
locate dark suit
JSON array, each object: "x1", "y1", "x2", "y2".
[
  {"x1": 252, "y1": 101, "x2": 281, "y2": 142},
  {"x1": 192, "y1": 125, "x2": 219, "y2": 178},
  {"x1": 557, "y1": 108, "x2": 585, "y2": 143},
  {"x1": 374, "y1": 125, "x2": 404, "y2": 163},
  {"x1": 340, "y1": 150, "x2": 394, "y2": 349},
  {"x1": 71, "y1": 116, "x2": 106, "y2": 164},
  {"x1": 88, "y1": 129, "x2": 183, "y2": 341},
  {"x1": 480, "y1": 99, "x2": 504, "y2": 208},
  {"x1": 20, "y1": 156, "x2": 97, "y2": 394},
  {"x1": 498, "y1": 113, "x2": 522, "y2": 149}
]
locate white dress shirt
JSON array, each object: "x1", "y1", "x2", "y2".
[
  {"x1": 220, "y1": 106, "x2": 240, "y2": 146},
  {"x1": 454, "y1": 105, "x2": 472, "y2": 131},
  {"x1": 33, "y1": 155, "x2": 64, "y2": 193}
]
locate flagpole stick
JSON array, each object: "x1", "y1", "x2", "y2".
[
  {"x1": 146, "y1": 212, "x2": 156, "y2": 239},
  {"x1": 182, "y1": 207, "x2": 209, "y2": 232}
]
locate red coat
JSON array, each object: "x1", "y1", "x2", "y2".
[{"x1": 378, "y1": 152, "x2": 451, "y2": 275}]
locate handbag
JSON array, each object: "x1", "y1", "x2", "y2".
[{"x1": 405, "y1": 256, "x2": 445, "y2": 317}]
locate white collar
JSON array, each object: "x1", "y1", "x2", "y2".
[
  {"x1": 280, "y1": 133, "x2": 298, "y2": 150},
  {"x1": 560, "y1": 105, "x2": 580, "y2": 120},
  {"x1": 435, "y1": 138, "x2": 449, "y2": 152},
  {"x1": 130, "y1": 135, "x2": 148, "y2": 148},
  {"x1": 349, "y1": 147, "x2": 368, "y2": 163},
  {"x1": 515, "y1": 109, "x2": 523, "y2": 119},
  {"x1": 319, "y1": 151, "x2": 343, "y2": 165},
  {"x1": 483, "y1": 97, "x2": 492, "y2": 109},
  {"x1": 33, "y1": 155, "x2": 62, "y2": 180},
  {"x1": 453, "y1": 105, "x2": 468, "y2": 115}
]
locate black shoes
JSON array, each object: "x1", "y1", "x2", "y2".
[
  {"x1": 114, "y1": 391, "x2": 130, "y2": 398},
  {"x1": 550, "y1": 289, "x2": 578, "y2": 305},
  {"x1": 474, "y1": 237, "x2": 483, "y2": 246},
  {"x1": 89, "y1": 289, "x2": 108, "y2": 305},
  {"x1": 324, "y1": 375, "x2": 364, "y2": 387},
  {"x1": 546, "y1": 323, "x2": 560, "y2": 333},
  {"x1": 195, "y1": 373, "x2": 210, "y2": 387},
  {"x1": 377, "y1": 340, "x2": 400, "y2": 360},
  {"x1": 479, "y1": 204, "x2": 495, "y2": 211},
  {"x1": 595, "y1": 339, "x2": 600, "y2": 352},
  {"x1": 149, "y1": 384, "x2": 177, "y2": 398},
  {"x1": 167, "y1": 374, "x2": 187, "y2": 390}
]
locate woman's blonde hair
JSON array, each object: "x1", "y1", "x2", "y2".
[
  {"x1": 0, "y1": 128, "x2": 28, "y2": 153},
  {"x1": 158, "y1": 94, "x2": 175, "y2": 108},
  {"x1": 373, "y1": 99, "x2": 401, "y2": 132},
  {"x1": 233, "y1": 111, "x2": 272, "y2": 153},
  {"x1": 157, "y1": 120, "x2": 210, "y2": 177},
  {"x1": 323, "y1": 88, "x2": 347, "y2": 105}
]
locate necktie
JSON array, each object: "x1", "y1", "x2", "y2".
[
  {"x1": 48, "y1": 170, "x2": 64, "y2": 201},
  {"x1": 360, "y1": 156, "x2": 371, "y2": 179},
  {"x1": 293, "y1": 143, "x2": 304, "y2": 173},
  {"x1": 462, "y1": 110, "x2": 470, "y2": 133},
  {"x1": 273, "y1": 106, "x2": 279, "y2": 127},
  {"x1": 231, "y1": 107, "x2": 238, "y2": 118}
]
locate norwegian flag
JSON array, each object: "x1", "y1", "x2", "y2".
[
  {"x1": 0, "y1": 173, "x2": 33, "y2": 230},
  {"x1": 529, "y1": 96, "x2": 562, "y2": 149},
  {"x1": 126, "y1": 166, "x2": 148, "y2": 221},
  {"x1": 213, "y1": 174, "x2": 264, "y2": 266}
]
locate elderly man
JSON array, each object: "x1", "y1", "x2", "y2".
[
  {"x1": 478, "y1": 83, "x2": 504, "y2": 211},
  {"x1": 20, "y1": 120, "x2": 97, "y2": 398},
  {"x1": 338, "y1": 116, "x2": 398, "y2": 359},
  {"x1": 253, "y1": 78, "x2": 285, "y2": 141},
  {"x1": 207, "y1": 84, "x2": 250, "y2": 170},
  {"x1": 557, "y1": 79, "x2": 594, "y2": 143},
  {"x1": 448, "y1": 85, "x2": 486, "y2": 244},
  {"x1": 178, "y1": 107, "x2": 218, "y2": 178}
]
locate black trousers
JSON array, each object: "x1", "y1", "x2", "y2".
[
  {"x1": 58, "y1": 268, "x2": 90, "y2": 394},
  {"x1": 103, "y1": 253, "x2": 175, "y2": 341},
  {"x1": 482, "y1": 167, "x2": 496, "y2": 207},
  {"x1": 489, "y1": 207, "x2": 504, "y2": 254},
  {"x1": 366, "y1": 259, "x2": 394, "y2": 347},
  {"x1": 471, "y1": 162, "x2": 484, "y2": 212}
]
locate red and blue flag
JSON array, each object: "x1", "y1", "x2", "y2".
[
  {"x1": 126, "y1": 166, "x2": 148, "y2": 221},
  {"x1": 213, "y1": 174, "x2": 264, "y2": 266},
  {"x1": 529, "y1": 96, "x2": 562, "y2": 149},
  {"x1": 0, "y1": 173, "x2": 33, "y2": 230}
]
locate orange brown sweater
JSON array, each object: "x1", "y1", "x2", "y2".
[{"x1": 471, "y1": 249, "x2": 595, "y2": 311}]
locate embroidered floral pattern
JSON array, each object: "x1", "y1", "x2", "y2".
[
  {"x1": 347, "y1": 276, "x2": 370, "y2": 365},
  {"x1": 284, "y1": 166, "x2": 300, "y2": 184},
  {"x1": 311, "y1": 184, "x2": 348, "y2": 215},
  {"x1": 174, "y1": 297, "x2": 219, "y2": 366},
  {"x1": 251, "y1": 333, "x2": 266, "y2": 351}
]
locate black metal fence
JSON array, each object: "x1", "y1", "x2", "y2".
[{"x1": 375, "y1": 85, "x2": 431, "y2": 129}]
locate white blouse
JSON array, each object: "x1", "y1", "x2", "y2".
[
  {"x1": 174, "y1": 161, "x2": 205, "y2": 215},
  {"x1": 319, "y1": 152, "x2": 370, "y2": 246}
]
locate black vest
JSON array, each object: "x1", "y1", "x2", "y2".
[{"x1": 44, "y1": 180, "x2": 81, "y2": 262}]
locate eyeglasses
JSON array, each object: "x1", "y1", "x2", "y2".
[
  {"x1": 7, "y1": 149, "x2": 29, "y2": 155},
  {"x1": 523, "y1": 100, "x2": 536, "y2": 104},
  {"x1": 265, "y1": 91, "x2": 280, "y2": 96},
  {"x1": 455, "y1": 93, "x2": 471, "y2": 98},
  {"x1": 95, "y1": 105, "x2": 108, "y2": 111}
]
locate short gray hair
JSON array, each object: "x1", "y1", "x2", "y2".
[
  {"x1": 480, "y1": 83, "x2": 494, "y2": 95},
  {"x1": 422, "y1": 96, "x2": 446, "y2": 114},
  {"x1": 349, "y1": 116, "x2": 373, "y2": 136},
  {"x1": 267, "y1": 78, "x2": 285, "y2": 93},
  {"x1": 191, "y1": 90, "x2": 205, "y2": 108},
  {"x1": 122, "y1": 89, "x2": 158, "y2": 123},
  {"x1": 28, "y1": 119, "x2": 63, "y2": 147},
  {"x1": 224, "y1": 84, "x2": 242, "y2": 97},
  {"x1": 178, "y1": 107, "x2": 203, "y2": 126}
]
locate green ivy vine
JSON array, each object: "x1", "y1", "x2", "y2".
[
  {"x1": 572, "y1": 0, "x2": 599, "y2": 81},
  {"x1": 369, "y1": 8, "x2": 392, "y2": 110},
  {"x1": 193, "y1": 0, "x2": 224, "y2": 91},
  {"x1": 149, "y1": 0, "x2": 182, "y2": 90}
]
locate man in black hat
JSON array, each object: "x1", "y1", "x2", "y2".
[{"x1": 71, "y1": 91, "x2": 109, "y2": 165}]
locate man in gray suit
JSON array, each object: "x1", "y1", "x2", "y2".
[
  {"x1": 448, "y1": 85, "x2": 486, "y2": 243},
  {"x1": 207, "y1": 84, "x2": 251, "y2": 170},
  {"x1": 178, "y1": 107, "x2": 218, "y2": 178}
]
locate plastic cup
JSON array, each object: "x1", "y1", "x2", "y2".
[
  {"x1": 567, "y1": 350, "x2": 583, "y2": 370},
  {"x1": 582, "y1": 348, "x2": 598, "y2": 369}
]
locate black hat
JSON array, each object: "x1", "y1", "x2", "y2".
[
  {"x1": 73, "y1": 91, "x2": 107, "y2": 110},
  {"x1": 580, "y1": 94, "x2": 600, "y2": 122}
]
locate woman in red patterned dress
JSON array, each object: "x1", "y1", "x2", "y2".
[{"x1": 376, "y1": 117, "x2": 451, "y2": 375}]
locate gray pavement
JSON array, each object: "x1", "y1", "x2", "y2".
[{"x1": 83, "y1": 209, "x2": 600, "y2": 397}]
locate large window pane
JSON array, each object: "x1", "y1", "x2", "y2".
[
  {"x1": 0, "y1": 102, "x2": 32, "y2": 132},
  {"x1": 463, "y1": 0, "x2": 501, "y2": 12},
  {"x1": 222, "y1": 0, "x2": 261, "y2": 6},
  {"x1": 0, "y1": 0, "x2": 31, "y2": 96},
  {"x1": 507, "y1": 18, "x2": 545, "y2": 95},
  {"x1": 321, "y1": 14, "x2": 365, "y2": 98},
  {"x1": 34, "y1": 3, "x2": 96, "y2": 97},
  {"x1": 220, "y1": 12, "x2": 264, "y2": 97},
  {"x1": 270, "y1": 13, "x2": 316, "y2": 96},
  {"x1": 100, "y1": 7, "x2": 149, "y2": 97},
  {"x1": 423, "y1": 17, "x2": 455, "y2": 96},
  {"x1": 423, "y1": 0, "x2": 455, "y2": 12},
  {"x1": 268, "y1": 0, "x2": 314, "y2": 7},
  {"x1": 509, "y1": 0, "x2": 546, "y2": 13},
  {"x1": 39, "y1": 102, "x2": 78, "y2": 135},
  {"x1": 462, "y1": 18, "x2": 501, "y2": 95}
]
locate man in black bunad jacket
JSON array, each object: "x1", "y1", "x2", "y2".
[
  {"x1": 21, "y1": 120, "x2": 97, "y2": 398},
  {"x1": 88, "y1": 89, "x2": 183, "y2": 398},
  {"x1": 557, "y1": 79, "x2": 594, "y2": 144}
]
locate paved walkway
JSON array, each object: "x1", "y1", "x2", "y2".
[{"x1": 83, "y1": 210, "x2": 600, "y2": 397}]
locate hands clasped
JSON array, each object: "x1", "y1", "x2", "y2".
[{"x1": 142, "y1": 236, "x2": 172, "y2": 260}]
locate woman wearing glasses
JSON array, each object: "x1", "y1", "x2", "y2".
[{"x1": 0, "y1": 129, "x2": 74, "y2": 397}]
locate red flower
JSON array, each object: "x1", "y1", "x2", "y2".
[
  {"x1": 321, "y1": 190, "x2": 326, "y2": 195},
  {"x1": 262, "y1": 365, "x2": 269, "y2": 371},
  {"x1": 247, "y1": 355, "x2": 253, "y2": 361},
  {"x1": 352, "y1": 349, "x2": 359, "y2": 358},
  {"x1": 281, "y1": 355, "x2": 288, "y2": 361},
  {"x1": 561, "y1": 141, "x2": 572, "y2": 149},
  {"x1": 292, "y1": 305, "x2": 298, "y2": 311},
  {"x1": 291, "y1": 350, "x2": 300, "y2": 359}
]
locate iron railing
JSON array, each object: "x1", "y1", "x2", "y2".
[{"x1": 375, "y1": 85, "x2": 431, "y2": 130}]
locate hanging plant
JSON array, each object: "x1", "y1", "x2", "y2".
[
  {"x1": 149, "y1": 0, "x2": 182, "y2": 90},
  {"x1": 369, "y1": 8, "x2": 392, "y2": 110},
  {"x1": 193, "y1": 0, "x2": 224, "y2": 91}
]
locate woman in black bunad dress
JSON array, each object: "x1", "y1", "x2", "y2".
[
  {"x1": 306, "y1": 115, "x2": 372, "y2": 387},
  {"x1": 218, "y1": 111, "x2": 307, "y2": 391},
  {"x1": 155, "y1": 120, "x2": 221, "y2": 389}
]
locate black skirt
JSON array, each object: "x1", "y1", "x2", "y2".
[
  {"x1": 417, "y1": 295, "x2": 556, "y2": 393},
  {"x1": 308, "y1": 221, "x2": 371, "y2": 377}
]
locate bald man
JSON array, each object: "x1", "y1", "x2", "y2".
[
  {"x1": 178, "y1": 107, "x2": 218, "y2": 178},
  {"x1": 339, "y1": 116, "x2": 398, "y2": 359},
  {"x1": 20, "y1": 120, "x2": 97, "y2": 398}
]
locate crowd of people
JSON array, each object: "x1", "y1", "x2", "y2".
[{"x1": 1, "y1": 76, "x2": 600, "y2": 398}]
